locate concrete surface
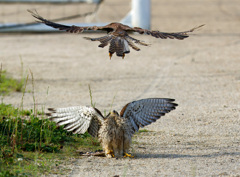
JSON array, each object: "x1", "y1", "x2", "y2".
[{"x1": 1, "y1": 0, "x2": 240, "y2": 176}]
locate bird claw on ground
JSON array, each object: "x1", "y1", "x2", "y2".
[
  {"x1": 106, "y1": 150, "x2": 115, "y2": 158},
  {"x1": 124, "y1": 153, "x2": 134, "y2": 158},
  {"x1": 122, "y1": 53, "x2": 125, "y2": 59},
  {"x1": 109, "y1": 53, "x2": 112, "y2": 59}
]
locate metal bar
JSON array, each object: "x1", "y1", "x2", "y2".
[{"x1": 0, "y1": 0, "x2": 101, "y2": 3}]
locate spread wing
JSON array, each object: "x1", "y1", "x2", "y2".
[
  {"x1": 28, "y1": 10, "x2": 111, "y2": 33},
  {"x1": 46, "y1": 106, "x2": 104, "y2": 137},
  {"x1": 130, "y1": 24, "x2": 205, "y2": 40},
  {"x1": 120, "y1": 98, "x2": 178, "y2": 134}
]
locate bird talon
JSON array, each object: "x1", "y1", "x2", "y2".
[
  {"x1": 124, "y1": 153, "x2": 134, "y2": 158},
  {"x1": 106, "y1": 150, "x2": 114, "y2": 157},
  {"x1": 109, "y1": 53, "x2": 112, "y2": 59},
  {"x1": 122, "y1": 53, "x2": 125, "y2": 59}
]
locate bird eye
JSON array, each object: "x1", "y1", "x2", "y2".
[{"x1": 113, "y1": 110, "x2": 119, "y2": 116}]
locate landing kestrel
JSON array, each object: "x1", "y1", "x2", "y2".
[
  {"x1": 28, "y1": 10, "x2": 204, "y2": 59},
  {"x1": 46, "y1": 98, "x2": 178, "y2": 158}
]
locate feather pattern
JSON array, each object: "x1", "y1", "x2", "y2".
[
  {"x1": 123, "y1": 39, "x2": 130, "y2": 53},
  {"x1": 27, "y1": 10, "x2": 105, "y2": 33},
  {"x1": 125, "y1": 35, "x2": 149, "y2": 46},
  {"x1": 115, "y1": 37, "x2": 124, "y2": 57},
  {"x1": 132, "y1": 25, "x2": 205, "y2": 40},
  {"x1": 84, "y1": 35, "x2": 113, "y2": 48},
  {"x1": 109, "y1": 36, "x2": 117, "y2": 55},
  {"x1": 125, "y1": 37, "x2": 140, "y2": 51},
  {"x1": 120, "y1": 98, "x2": 178, "y2": 134},
  {"x1": 46, "y1": 106, "x2": 104, "y2": 135}
]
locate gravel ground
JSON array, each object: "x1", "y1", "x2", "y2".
[{"x1": 1, "y1": 0, "x2": 240, "y2": 176}]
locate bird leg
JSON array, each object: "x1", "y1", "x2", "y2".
[
  {"x1": 122, "y1": 53, "x2": 125, "y2": 59},
  {"x1": 106, "y1": 150, "x2": 114, "y2": 158},
  {"x1": 109, "y1": 52, "x2": 112, "y2": 59},
  {"x1": 124, "y1": 153, "x2": 134, "y2": 158}
]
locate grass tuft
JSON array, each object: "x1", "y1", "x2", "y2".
[
  {"x1": 0, "y1": 103, "x2": 101, "y2": 176},
  {"x1": 0, "y1": 66, "x2": 102, "y2": 176},
  {"x1": 0, "y1": 65, "x2": 24, "y2": 95}
]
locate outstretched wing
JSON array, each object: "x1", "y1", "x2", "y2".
[
  {"x1": 130, "y1": 24, "x2": 205, "y2": 40},
  {"x1": 120, "y1": 98, "x2": 178, "y2": 133},
  {"x1": 46, "y1": 106, "x2": 104, "y2": 137},
  {"x1": 28, "y1": 10, "x2": 110, "y2": 33}
]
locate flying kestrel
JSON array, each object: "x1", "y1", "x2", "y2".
[
  {"x1": 28, "y1": 10, "x2": 204, "y2": 59},
  {"x1": 46, "y1": 98, "x2": 178, "y2": 158}
]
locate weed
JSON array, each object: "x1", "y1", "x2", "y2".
[
  {"x1": 0, "y1": 67, "x2": 102, "y2": 176},
  {"x1": 109, "y1": 91, "x2": 117, "y2": 113},
  {"x1": 135, "y1": 129, "x2": 150, "y2": 135},
  {"x1": 0, "y1": 103, "x2": 101, "y2": 176},
  {"x1": 0, "y1": 66, "x2": 24, "y2": 95},
  {"x1": 88, "y1": 84, "x2": 96, "y2": 107}
]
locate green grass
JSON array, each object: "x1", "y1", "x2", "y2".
[
  {"x1": 0, "y1": 103, "x2": 101, "y2": 176},
  {"x1": 0, "y1": 67, "x2": 24, "y2": 95},
  {"x1": 0, "y1": 66, "x2": 102, "y2": 176},
  {"x1": 0, "y1": 70, "x2": 101, "y2": 176},
  {"x1": 135, "y1": 129, "x2": 151, "y2": 134}
]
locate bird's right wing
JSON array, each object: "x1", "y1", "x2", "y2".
[
  {"x1": 46, "y1": 106, "x2": 104, "y2": 137},
  {"x1": 28, "y1": 10, "x2": 108, "y2": 33},
  {"x1": 120, "y1": 98, "x2": 178, "y2": 134}
]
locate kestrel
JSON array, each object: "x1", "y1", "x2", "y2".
[
  {"x1": 28, "y1": 10, "x2": 204, "y2": 59},
  {"x1": 46, "y1": 98, "x2": 178, "y2": 158}
]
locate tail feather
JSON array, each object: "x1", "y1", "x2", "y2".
[
  {"x1": 109, "y1": 36, "x2": 116, "y2": 55},
  {"x1": 123, "y1": 39, "x2": 130, "y2": 54},
  {"x1": 109, "y1": 37, "x2": 130, "y2": 57},
  {"x1": 115, "y1": 37, "x2": 124, "y2": 57}
]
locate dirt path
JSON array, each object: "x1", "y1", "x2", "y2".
[{"x1": 1, "y1": 0, "x2": 240, "y2": 176}]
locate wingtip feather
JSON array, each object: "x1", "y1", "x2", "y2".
[
  {"x1": 48, "y1": 108, "x2": 56, "y2": 112},
  {"x1": 83, "y1": 37, "x2": 92, "y2": 41},
  {"x1": 190, "y1": 24, "x2": 205, "y2": 32},
  {"x1": 45, "y1": 113, "x2": 52, "y2": 116}
]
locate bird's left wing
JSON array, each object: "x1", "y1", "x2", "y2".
[
  {"x1": 28, "y1": 10, "x2": 107, "y2": 33},
  {"x1": 120, "y1": 98, "x2": 178, "y2": 133},
  {"x1": 131, "y1": 25, "x2": 205, "y2": 40},
  {"x1": 46, "y1": 106, "x2": 104, "y2": 137}
]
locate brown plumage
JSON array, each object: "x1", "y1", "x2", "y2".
[
  {"x1": 46, "y1": 98, "x2": 178, "y2": 158},
  {"x1": 28, "y1": 10, "x2": 204, "y2": 59}
]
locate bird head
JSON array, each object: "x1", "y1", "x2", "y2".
[
  {"x1": 105, "y1": 110, "x2": 119, "y2": 119},
  {"x1": 110, "y1": 110, "x2": 119, "y2": 116}
]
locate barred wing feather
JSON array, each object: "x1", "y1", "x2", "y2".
[
  {"x1": 28, "y1": 10, "x2": 105, "y2": 33},
  {"x1": 132, "y1": 25, "x2": 204, "y2": 40},
  {"x1": 120, "y1": 98, "x2": 178, "y2": 134},
  {"x1": 46, "y1": 106, "x2": 104, "y2": 137}
]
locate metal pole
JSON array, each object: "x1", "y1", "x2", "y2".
[{"x1": 132, "y1": 0, "x2": 151, "y2": 29}]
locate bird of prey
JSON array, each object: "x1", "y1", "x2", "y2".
[
  {"x1": 28, "y1": 10, "x2": 204, "y2": 59},
  {"x1": 46, "y1": 98, "x2": 178, "y2": 158}
]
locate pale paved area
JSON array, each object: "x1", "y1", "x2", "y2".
[{"x1": 0, "y1": 0, "x2": 240, "y2": 176}]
